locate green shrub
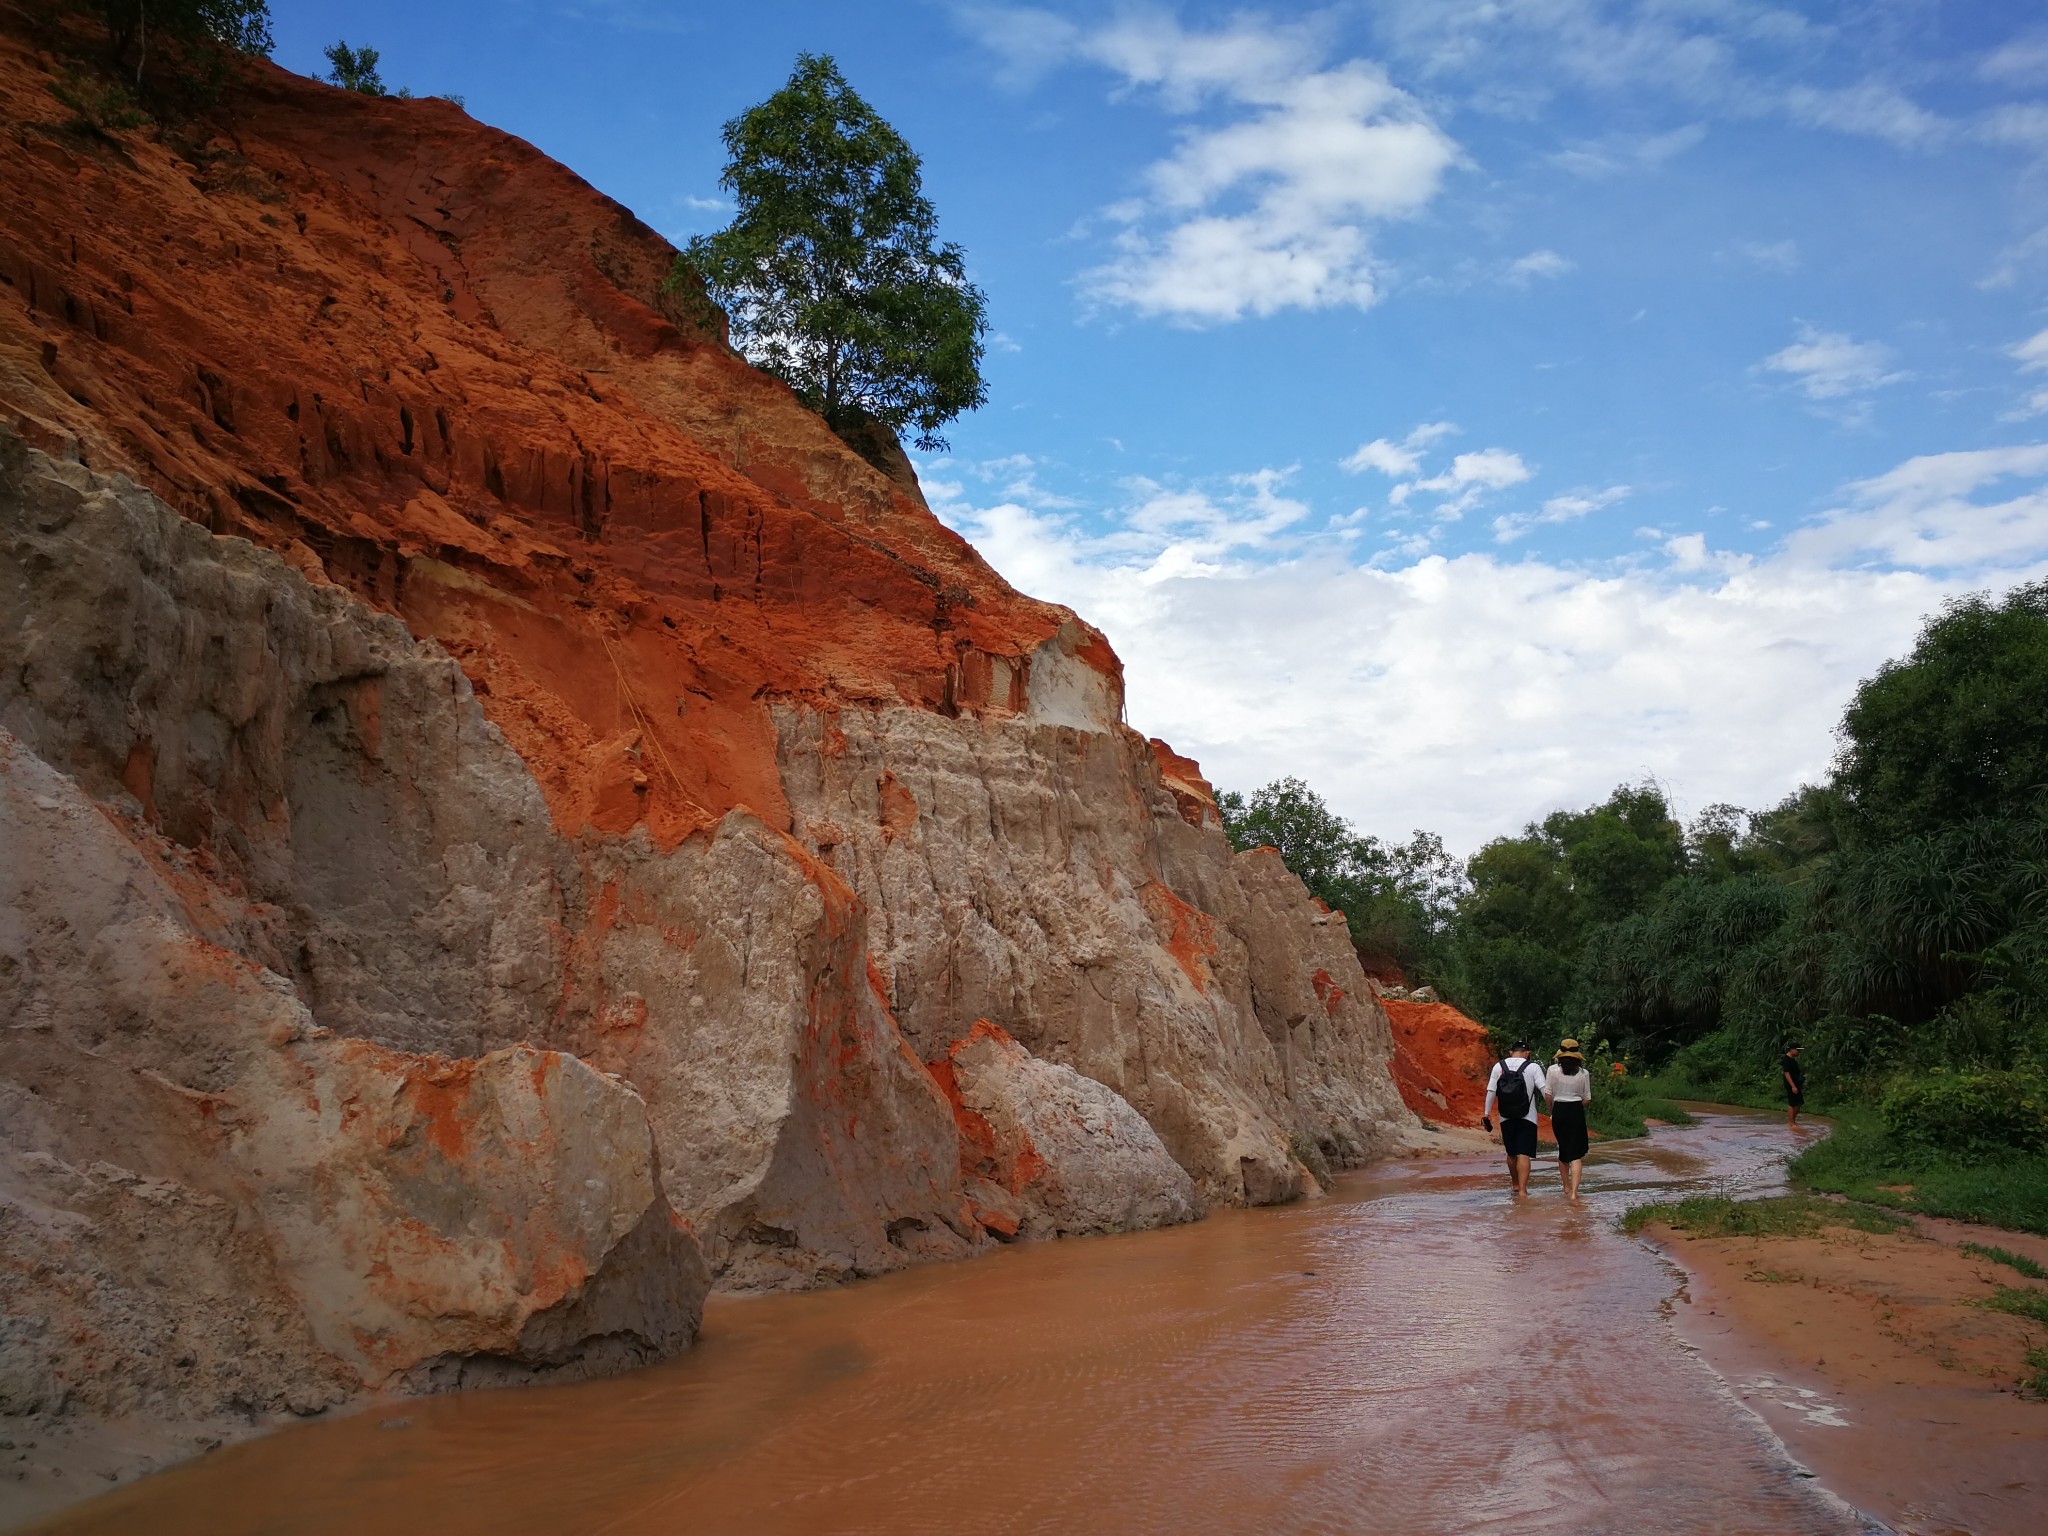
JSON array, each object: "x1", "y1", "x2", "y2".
[
  {"x1": 1792, "y1": 1106, "x2": 2048, "y2": 1234},
  {"x1": 51, "y1": 69, "x2": 150, "y2": 132},
  {"x1": 1881, "y1": 1070, "x2": 2048, "y2": 1164},
  {"x1": 1637, "y1": 1029, "x2": 1786, "y2": 1110}
]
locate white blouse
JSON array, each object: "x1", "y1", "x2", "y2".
[{"x1": 1546, "y1": 1064, "x2": 1594, "y2": 1103}]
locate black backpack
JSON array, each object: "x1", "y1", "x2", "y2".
[{"x1": 1495, "y1": 1058, "x2": 1532, "y2": 1121}]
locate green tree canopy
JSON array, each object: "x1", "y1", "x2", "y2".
[
  {"x1": 1443, "y1": 782, "x2": 1684, "y2": 1039},
  {"x1": 679, "y1": 54, "x2": 988, "y2": 453},
  {"x1": 1835, "y1": 579, "x2": 2048, "y2": 839},
  {"x1": 1217, "y1": 777, "x2": 1464, "y2": 976},
  {"x1": 96, "y1": 0, "x2": 273, "y2": 80},
  {"x1": 323, "y1": 41, "x2": 385, "y2": 96}
]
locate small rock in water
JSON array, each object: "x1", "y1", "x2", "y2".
[{"x1": 380, "y1": 1418, "x2": 413, "y2": 1431}]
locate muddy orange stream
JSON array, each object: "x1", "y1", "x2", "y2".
[{"x1": 31, "y1": 1111, "x2": 1870, "y2": 1536}]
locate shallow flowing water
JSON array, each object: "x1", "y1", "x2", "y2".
[{"x1": 32, "y1": 1109, "x2": 1874, "y2": 1536}]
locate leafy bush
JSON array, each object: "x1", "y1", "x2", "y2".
[
  {"x1": 1881, "y1": 1070, "x2": 2048, "y2": 1164},
  {"x1": 90, "y1": 0, "x2": 273, "y2": 79},
  {"x1": 51, "y1": 68, "x2": 149, "y2": 131},
  {"x1": 1792, "y1": 1106, "x2": 2048, "y2": 1234},
  {"x1": 1637, "y1": 1029, "x2": 1789, "y2": 1110},
  {"x1": 323, "y1": 41, "x2": 385, "y2": 95},
  {"x1": 1216, "y1": 777, "x2": 1464, "y2": 983}
]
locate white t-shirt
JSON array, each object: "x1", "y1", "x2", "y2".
[{"x1": 1485, "y1": 1056, "x2": 1545, "y2": 1124}]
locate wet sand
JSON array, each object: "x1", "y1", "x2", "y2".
[
  {"x1": 14, "y1": 1111, "x2": 1877, "y2": 1535},
  {"x1": 1651, "y1": 1211, "x2": 2048, "y2": 1536}
]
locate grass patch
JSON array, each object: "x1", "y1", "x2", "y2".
[
  {"x1": 1621, "y1": 1192, "x2": 1907, "y2": 1239},
  {"x1": 1582, "y1": 1077, "x2": 1697, "y2": 1140},
  {"x1": 1983, "y1": 1286, "x2": 2048, "y2": 1326},
  {"x1": 1961, "y1": 1242, "x2": 2048, "y2": 1281},
  {"x1": 1790, "y1": 1107, "x2": 2048, "y2": 1236},
  {"x1": 2025, "y1": 1346, "x2": 2048, "y2": 1399}
]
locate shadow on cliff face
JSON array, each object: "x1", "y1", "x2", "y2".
[{"x1": 0, "y1": 4, "x2": 1423, "y2": 1514}]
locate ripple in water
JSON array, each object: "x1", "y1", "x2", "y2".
[{"x1": 25, "y1": 1109, "x2": 1870, "y2": 1536}]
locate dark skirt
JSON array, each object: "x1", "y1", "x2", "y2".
[{"x1": 1553, "y1": 1100, "x2": 1590, "y2": 1165}]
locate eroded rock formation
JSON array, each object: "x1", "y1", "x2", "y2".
[{"x1": 0, "y1": 6, "x2": 1415, "y2": 1498}]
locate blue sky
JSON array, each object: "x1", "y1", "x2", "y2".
[{"x1": 267, "y1": 2, "x2": 2048, "y2": 848}]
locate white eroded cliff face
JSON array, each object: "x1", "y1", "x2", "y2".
[
  {"x1": 773, "y1": 699, "x2": 1412, "y2": 1207},
  {"x1": 1, "y1": 426, "x2": 1413, "y2": 1506}
]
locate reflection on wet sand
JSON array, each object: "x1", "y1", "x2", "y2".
[{"x1": 27, "y1": 1110, "x2": 1870, "y2": 1536}]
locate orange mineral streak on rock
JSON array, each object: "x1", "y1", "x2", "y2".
[
  {"x1": 929, "y1": 1022, "x2": 1047, "y2": 1200},
  {"x1": 1309, "y1": 968, "x2": 1346, "y2": 1013},
  {"x1": 393, "y1": 1055, "x2": 483, "y2": 1162},
  {"x1": 877, "y1": 770, "x2": 918, "y2": 844},
  {"x1": 1381, "y1": 998, "x2": 1498, "y2": 1126},
  {"x1": 0, "y1": 15, "x2": 1094, "y2": 850},
  {"x1": 1148, "y1": 737, "x2": 1223, "y2": 830},
  {"x1": 1140, "y1": 881, "x2": 1220, "y2": 994}
]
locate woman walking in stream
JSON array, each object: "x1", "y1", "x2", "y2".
[{"x1": 1547, "y1": 1039, "x2": 1594, "y2": 1201}]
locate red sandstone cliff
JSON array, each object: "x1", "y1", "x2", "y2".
[
  {"x1": 1383, "y1": 997, "x2": 1497, "y2": 1125},
  {"x1": 0, "y1": 12, "x2": 1415, "y2": 1511}
]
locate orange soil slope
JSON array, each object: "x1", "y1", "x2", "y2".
[
  {"x1": 1382, "y1": 997, "x2": 1497, "y2": 1127},
  {"x1": 0, "y1": 10, "x2": 1103, "y2": 847}
]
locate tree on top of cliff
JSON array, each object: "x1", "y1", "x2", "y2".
[
  {"x1": 91, "y1": 0, "x2": 274, "y2": 83},
  {"x1": 1218, "y1": 777, "x2": 1464, "y2": 979},
  {"x1": 322, "y1": 41, "x2": 386, "y2": 96},
  {"x1": 677, "y1": 54, "x2": 988, "y2": 455}
]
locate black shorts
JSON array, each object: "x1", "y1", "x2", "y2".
[
  {"x1": 1786, "y1": 1090, "x2": 1804, "y2": 1108},
  {"x1": 1501, "y1": 1118, "x2": 1538, "y2": 1158}
]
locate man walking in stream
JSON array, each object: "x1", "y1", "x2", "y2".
[{"x1": 1482, "y1": 1042, "x2": 1547, "y2": 1197}]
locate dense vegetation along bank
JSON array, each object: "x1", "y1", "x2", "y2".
[{"x1": 1225, "y1": 580, "x2": 2048, "y2": 1202}]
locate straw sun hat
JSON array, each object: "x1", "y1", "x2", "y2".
[{"x1": 1554, "y1": 1038, "x2": 1585, "y2": 1061}]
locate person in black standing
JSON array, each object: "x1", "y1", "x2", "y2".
[{"x1": 1781, "y1": 1043, "x2": 1804, "y2": 1129}]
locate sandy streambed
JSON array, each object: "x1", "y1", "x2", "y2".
[
  {"x1": 15, "y1": 1107, "x2": 1890, "y2": 1536},
  {"x1": 1648, "y1": 1212, "x2": 2048, "y2": 1536}
]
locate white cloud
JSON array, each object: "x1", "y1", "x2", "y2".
[
  {"x1": 1758, "y1": 324, "x2": 1907, "y2": 400},
  {"x1": 1340, "y1": 420, "x2": 1456, "y2": 477},
  {"x1": 2011, "y1": 328, "x2": 2048, "y2": 372},
  {"x1": 1731, "y1": 239, "x2": 1800, "y2": 271},
  {"x1": 1980, "y1": 103, "x2": 2048, "y2": 153},
  {"x1": 975, "y1": 10, "x2": 1460, "y2": 322},
  {"x1": 1492, "y1": 484, "x2": 1631, "y2": 542},
  {"x1": 1784, "y1": 82, "x2": 1950, "y2": 147},
  {"x1": 1789, "y1": 444, "x2": 2048, "y2": 570},
  {"x1": 1550, "y1": 123, "x2": 1706, "y2": 178},
  {"x1": 930, "y1": 441, "x2": 2048, "y2": 851},
  {"x1": 1396, "y1": 448, "x2": 1534, "y2": 518},
  {"x1": 1343, "y1": 428, "x2": 1530, "y2": 525},
  {"x1": 1505, "y1": 248, "x2": 1573, "y2": 285},
  {"x1": 1981, "y1": 33, "x2": 2048, "y2": 87}
]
